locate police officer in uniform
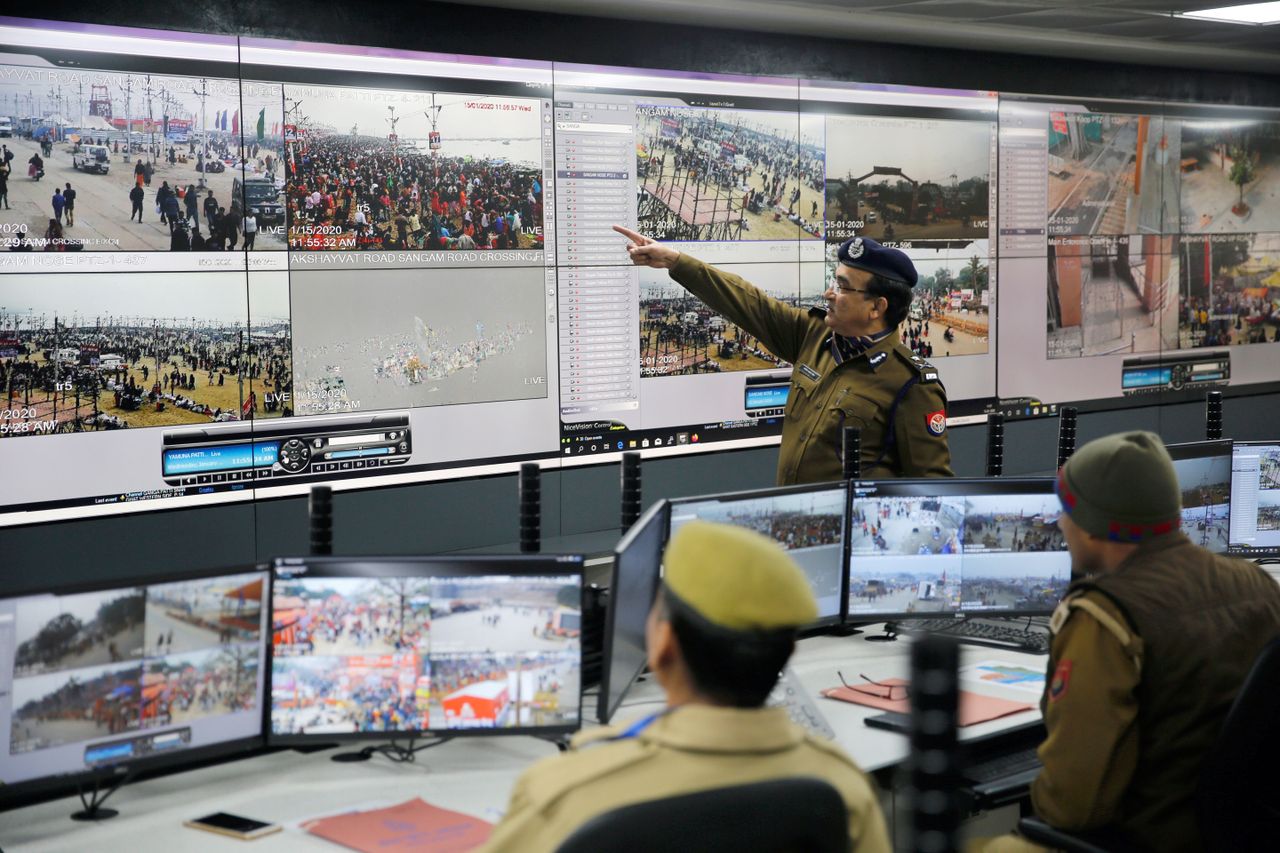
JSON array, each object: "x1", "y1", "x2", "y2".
[
  {"x1": 974, "y1": 432, "x2": 1280, "y2": 853},
  {"x1": 484, "y1": 522, "x2": 890, "y2": 853},
  {"x1": 614, "y1": 225, "x2": 952, "y2": 484}
]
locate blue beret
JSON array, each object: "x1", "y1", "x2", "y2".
[{"x1": 836, "y1": 237, "x2": 917, "y2": 287}]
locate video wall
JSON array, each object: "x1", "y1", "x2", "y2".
[{"x1": 0, "y1": 17, "x2": 1276, "y2": 525}]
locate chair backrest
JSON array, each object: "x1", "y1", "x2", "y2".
[
  {"x1": 553, "y1": 776, "x2": 851, "y2": 853},
  {"x1": 1196, "y1": 634, "x2": 1280, "y2": 853}
]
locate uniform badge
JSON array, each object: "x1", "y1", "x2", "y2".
[
  {"x1": 868, "y1": 351, "x2": 887, "y2": 369},
  {"x1": 925, "y1": 410, "x2": 946, "y2": 436},
  {"x1": 847, "y1": 237, "x2": 864, "y2": 259},
  {"x1": 1049, "y1": 660, "x2": 1073, "y2": 702},
  {"x1": 799, "y1": 364, "x2": 821, "y2": 382}
]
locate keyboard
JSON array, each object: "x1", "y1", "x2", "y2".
[
  {"x1": 768, "y1": 667, "x2": 836, "y2": 740},
  {"x1": 962, "y1": 745, "x2": 1042, "y2": 785},
  {"x1": 961, "y1": 744, "x2": 1043, "y2": 805},
  {"x1": 898, "y1": 618, "x2": 1052, "y2": 654}
]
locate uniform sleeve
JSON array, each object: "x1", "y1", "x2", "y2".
[
  {"x1": 891, "y1": 377, "x2": 953, "y2": 477},
  {"x1": 669, "y1": 253, "x2": 811, "y2": 365},
  {"x1": 1030, "y1": 603, "x2": 1140, "y2": 831},
  {"x1": 482, "y1": 770, "x2": 541, "y2": 852}
]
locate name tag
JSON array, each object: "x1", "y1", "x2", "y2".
[
  {"x1": 868, "y1": 352, "x2": 888, "y2": 369},
  {"x1": 798, "y1": 364, "x2": 821, "y2": 382}
]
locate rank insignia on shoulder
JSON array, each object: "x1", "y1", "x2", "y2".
[
  {"x1": 925, "y1": 409, "x2": 946, "y2": 436},
  {"x1": 868, "y1": 351, "x2": 888, "y2": 369}
]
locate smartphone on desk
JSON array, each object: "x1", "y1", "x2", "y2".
[{"x1": 184, "y1": 812, "x2": 282, "y2": 840}]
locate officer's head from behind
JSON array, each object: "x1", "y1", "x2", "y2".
[
  {"x1": 824, "y1": 236, "x2": 918, "y2": 340},
  {"x1": 646, "y1": 521, "x2": 817, "y2": 708},
  {"x1": 1055, "y1": 430, "x2": 1182, "y2": 578}
]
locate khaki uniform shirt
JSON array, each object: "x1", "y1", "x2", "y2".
[
  {"x1": 1032, "y1": 591, "x2": 1141, "y2": 831},
  {"x1": 669, "y1": 254, "x2": 953, "y2": 484},
  {"x1": 483, "y1": 704, "x2": 891, "y2": 853}
]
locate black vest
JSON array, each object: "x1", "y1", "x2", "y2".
[{"x1": 1068, "y1": 533, "x2": 1280, "y2": 852}]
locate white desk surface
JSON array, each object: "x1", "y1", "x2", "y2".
[{"x1": 0, "y1": 632, "x2": 1045, "y2": 852}]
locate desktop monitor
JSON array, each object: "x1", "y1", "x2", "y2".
[
  {"x1": 1167, "y1": 440, "x2": 1233, "y2": 555},
  {"x1": 0, "y1": 567, "x2": 270, "y2": 797},
  {"x1": 847, "y1": 478, "x2": 1070, "y2": 622},
  {"x1": 268, "y1": 555, "x2": 584, "y2": 743},
  {"x1": 598, "y1": 500, "x2": 669, "y2": 724},
  {"x1": 1229, "y1": 441, "x2": 1280, "y2": 558},
  {"x1": 667, "y1": 482, "x2": 849, "y2": 628}
]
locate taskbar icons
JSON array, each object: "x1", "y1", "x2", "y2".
[{"x1": 562, "y1": 430, "x2": 696, "y2": 456}]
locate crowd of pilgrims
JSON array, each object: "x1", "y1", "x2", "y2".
[
  {"x1": 719, "y1": 510, "x2": 843, "y2": 550},
  {"x1": 0, "y1": 327, "x2": 292, "y2": 429},
  {"x1": 638, "y1": 108, "x2": 825, "y2": 236},
  {"x1": 1180, "y1": 290, "x2": 1280, "y2": 347},
  {"x1": 287, "y1": 135, "x2": 543, "y2": 250}
]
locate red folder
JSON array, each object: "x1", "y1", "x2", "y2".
[{"x1": 821, "y1": 678, "x2": 1033, "y2": 727}]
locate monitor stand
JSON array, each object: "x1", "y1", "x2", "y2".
[
  {"x1": 70, "y1": 770, "x2": 132, "y2": 821},
  {"x1": 331, "y1": 737, "x2": 452, "y2": 764},
  {"x1": 863, "y1": 622, "x2": 900, "y2": 643}
]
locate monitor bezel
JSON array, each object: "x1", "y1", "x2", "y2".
[
  {"x1": 266, "y1": 554, "x2": 586, "y2": 746},
  {"x1": 1228, "y1": 440, "x2": 1280, "y2": 559},
  {"x1": 598, "y1": 499, "x2": 670, "y2": 725},
  {"x1": 844, "y1": 476, "x2": 1066, "y2": 624},
  {"x1": 0, "y1": 564, "x2": 271, "y2": 802},
  {"x1": 666, "y1": 480, "x2": 852, "y2": 633}
]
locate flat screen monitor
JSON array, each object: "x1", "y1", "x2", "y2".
[
  {"x1": 0, "y1": 567, "x2": 269, "y2": 795},
  {"x1": 847, "y1": 478, "x2": 1070, "y2": 621},
  {"x1": 1229, "y1": 441, "x2": 1280, "y2": 558},
  {"x1": 268, "y1": 555, "x2": 584, "y2": 743},
  {"x1": 598, "y1": 500, "x2": 669, "y2": 724},
  {"x1": 1167, "y1": 440, "x2": 1233, "y2": 555},
  {"x1": 667, "y1": 482, "x2": 849, "y2": 628}
]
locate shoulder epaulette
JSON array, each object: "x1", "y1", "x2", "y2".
[{"x1": 893, "y1": 347, "x2": 939, "y2": 383}]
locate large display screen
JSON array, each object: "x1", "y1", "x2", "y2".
[
  {"x1": 0, "y1": 568, "x2": 268, "y2": 789},
  {"x1": 269, "y1": 555, "x2": 583, "y2": 741},
  {"x1": 997, "y1": 94, "x2": 1280, "y2": 408},
  {"x1": 847, "y1": 478, "x2": 1070, "y2": 620},
  {"x1": 1229, "y1": 442, "x2": 1280, "y2": 558},
  {"x1": 2, "y1": 16, "x2": 1277, "y2": 527}
]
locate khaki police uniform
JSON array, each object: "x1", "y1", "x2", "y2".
[
  {"x1": 972, "y1": 532, "x2": 1280, "y2": 853},
  {"x1": 482, "y1": 704, "x2": 890, "y2": 853},
  {"x1": 668, "y1": 253, "x2": 952, "y2": 484}
]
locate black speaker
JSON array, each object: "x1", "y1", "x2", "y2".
[
  {"x1": 1056, "y1": 406, "x2": 1078, "y2": 469},
  {"x1": 1206, "y1": 391, "x2": 1223, "y2": 441},
  {"x1": 985, "y1": 413, "x2": 1005, "y2": 477},
  {"x1": 519, "y1": 463, "x2": 541, "y2": 553},
  {"x1": 842, "y1": 425, "x2": 862, "y2": 481},
  {"x1": 908, "y1": 634, "x2": 961, "y2": 853},
  {"x1": 308, "y1": 485, "x2": 332, "y2": 556},
  {"x1": 621, "y1": 452, "x2": 642, "y2": 532}
]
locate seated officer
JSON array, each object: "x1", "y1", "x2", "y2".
[
  {"x1": 977, "y1": 431, "x2": 1280, "y2": 853},
  {"x1": 484, "y1": 521, "x2": 890, "y2": 853}
]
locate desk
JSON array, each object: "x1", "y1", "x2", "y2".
[
  {"x1": 0, "y1": 738, "x2": 560, "y2": 852},
  {"x1": 619, "y1": 631, "x2": 1045, "y2": 773},
  {"x1": 0, "y1": 632, "x2": 1044, "y2": 852}
]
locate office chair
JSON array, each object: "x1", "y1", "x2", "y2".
[
  {"x1": 1017, "y1": 635, "x2": 1280, "y2": 853},
  {"x1": 553, "y1": 776, "x2": 850, "y2": 853}
]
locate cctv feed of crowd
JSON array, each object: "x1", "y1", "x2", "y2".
[
  {"x1": 0, "y1": 572, "x2": 267, "y2": 786},
  {"x1": 847, "y1": 491, "x2": 1069, "y2": 616},
  {"x1": 669, "y1": 487, "x2": 846, "y2": 618},
  {"x1": 270, "y1": 573, "x2": 581, "y2": 735},
  {"x1": 2, "y1": 21, "x2": 1277, "y2": 524}
]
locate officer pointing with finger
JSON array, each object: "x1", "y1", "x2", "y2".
[{"x1": 614, "y1": 225, "x2": 953, "y2": 484}]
